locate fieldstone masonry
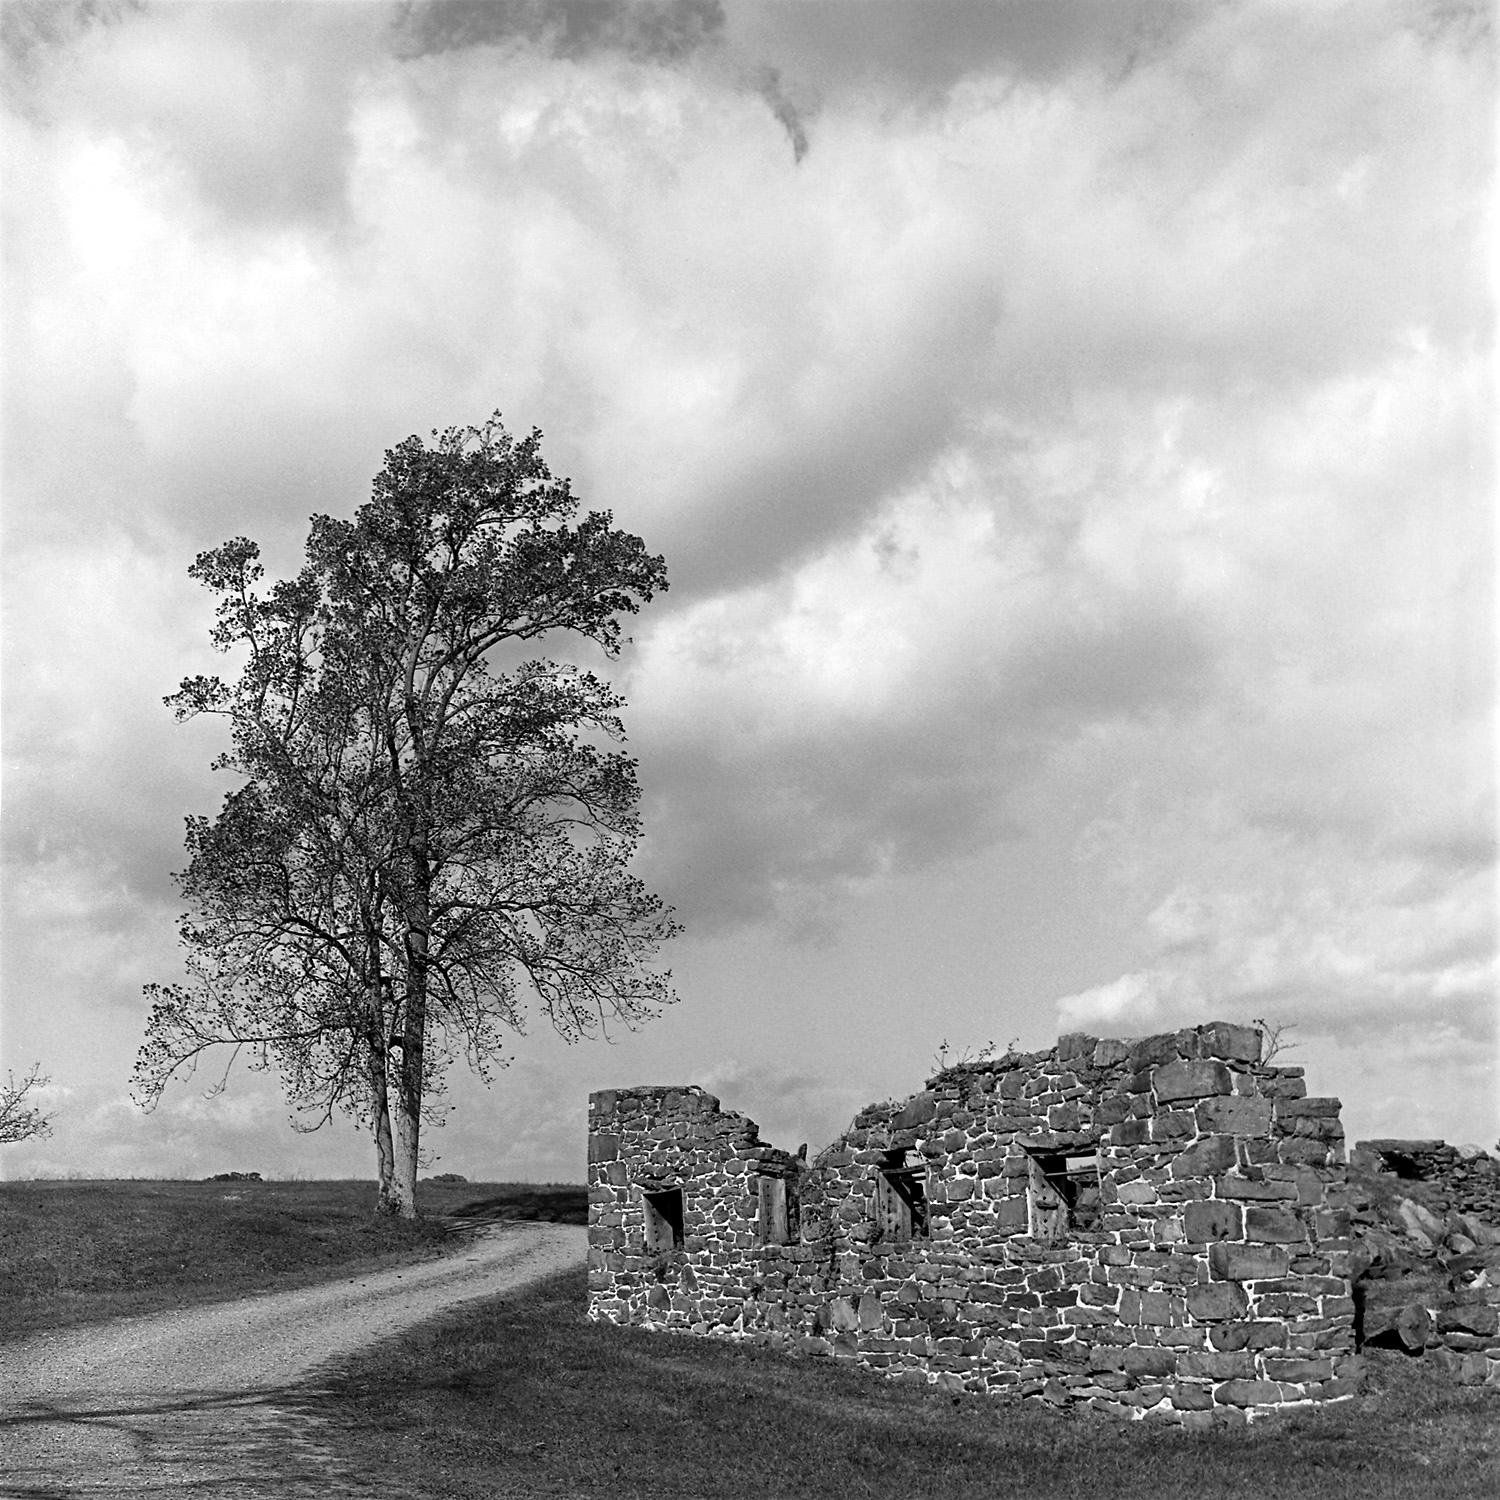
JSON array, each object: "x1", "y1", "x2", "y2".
[{"x1": 587, "y1": 1023, "x2": 1362, "y2": 1423}]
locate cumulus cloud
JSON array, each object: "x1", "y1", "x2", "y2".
[
  {"x1": 629, "y1": 466, "x2": 1219, "y2": 929},
  {"x1": 2, "y1": 0, "x2": 1493, "y2": 1176},
  {"x1": 696, "y1": 1056, "x2": 868, "y2": 1153}
]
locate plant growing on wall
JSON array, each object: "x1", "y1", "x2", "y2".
[{"x1": 135, "y1": 416, "x2": 678, "y2": 1216}]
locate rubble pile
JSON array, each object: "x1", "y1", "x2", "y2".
[{"x1": 1350, "y1": 1138, "x2": 1500, "y2": 1387}]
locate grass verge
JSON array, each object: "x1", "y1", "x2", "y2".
[
  {"x1": 0, "y1": 1178, "x2": 585, "y2": 1339},
  {"x1": 299, "y1": 1267, "x2": 1500, "y2": 1500}
]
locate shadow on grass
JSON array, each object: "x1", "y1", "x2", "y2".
[
  {"x1": 444, "y1": 1185, "x2": 587, "y2": 1226},
  {"x1": 299, "y1": 1268, "x2": 1500, "y2": 1500},
  {"x1": 2, "y1": 1389, "x2": 375, "y2": 1500}
]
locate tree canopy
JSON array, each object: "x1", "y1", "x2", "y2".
[{"x1": 135, "y1": 416, "x2": 678, "y2": 1214}]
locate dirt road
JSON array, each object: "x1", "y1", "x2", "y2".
[{"x1": 0, "y1": 1221, "x2": 586, "y2": 1499}]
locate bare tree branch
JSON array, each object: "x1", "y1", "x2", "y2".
[{"x1": 0, "y1": 1063, "x2": 53, "y2": 1145}]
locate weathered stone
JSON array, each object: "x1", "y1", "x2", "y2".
[
  {"x1": 1437, "y1": 1304, "x2": 1499, "y2": 1337},
  {"x1": 1195, "y1": 1096, "x2": 1273, "y2": 1136},
  {"x1": 1362, "y1": 1303, "x2": 1431, "y2": 1354},
  {"x1": 1217, "y1": 1325, "x2": 1265, "y2": 1357},
  {"x1": 1154, "y1": 1060, "x2": 1232, "y2": 1102},
  {"x1": 588, "y1": 1133, "x2": 621, "y2": 1163},
  {"x1": 1184, "y1": 1200, "x2": 1243, "y2": 1243},
  {"x1": 1169, "y1": 1382, "x2": 1216, "y2": 1410},
  {"x1": 1178, "y1": 1349, "x2": 1253, "y2": 1379},
  {"x1": 1263, "y1": 1356, "x2": 1335, "y2": 1382},
  {"x1": 1172, "y1": 1136, "x2": 1239, "y2": 1180},
  {"x1": 1215, "y1": 1174, "x2": 1297, "y2": 1201},
  {"x1": 1244, "y1": 1206, "x2": 1308, "y2": 1244},
  {"x1": 1151, "y1": 1110, "x2": 1197, "y2": 1141},
  {"x1": 1397, "y1": 1198, "x2": 1444, "y2": 1237},
  {"x1": 1186, "y1": 1282, "x2": 1250, "y2": 1321},
  {"x1": 1197, "y1": 1023, "x2": 1263, "y2": 1063},
  {"x1": 1122, "y1": 1347, "x2": 1176, "y2": 1377},
  {"x1": 1129, "y1": 1033, "x2": 1181, "y2": 1070},
  {"x1": 1056, "y1": 1033, "x2": 1097, "y2": 1062},
  {"x1": 1276, "y1": 1096, "x2": 1342, "y2": 1118},
  {"x1": 1214, "y1": 1380, "x2": 1283, "y2": 1407},
  {"x1": 1278, "y1": 1139, "x2": 1332, "y2": 1165},
  {"x1": 893, "y1": 1092, "x2": 937, "y2": 1129},
  {"x1": 1209, "y1": 1243, "x2": 1291, "y2": 1281}
]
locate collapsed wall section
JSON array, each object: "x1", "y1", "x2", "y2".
[
  {"x1": 1352, "y1": 1139, "x2": 1500, "y2": 1223},
  {"x1": 587, "y1": 1024, "x2": 1360, "y2": 1423}
]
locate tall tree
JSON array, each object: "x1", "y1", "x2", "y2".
[{"x1": 135, "y1": 417, "x2": 678, "y2": 1215}]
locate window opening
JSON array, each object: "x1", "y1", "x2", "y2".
[
  {"x1": 1025, "y1": 1150, "x2": 1101, "y2": 1241},
  {"x1": 643, "y1": 1187, "x2": 685, "y2": 1251},
  {"x1": 875, "y1": 1149, "x2": 928, "y2": 1242},
  {"x1": 757, "y1": 1175, "x2": 791, "y2": 1245}
]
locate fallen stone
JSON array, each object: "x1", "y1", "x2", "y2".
[
  {"x1": 1397, "y1": 1198, "x2": 1445, "y2": 1237},
  {"x1": 1436, "y1": 1303, "x2": 1499, "y2": 1338},
  {"x1": 1427, "y1": 1346, "x2": 1491, "y2": 1384},
  {"x1": 1362, "y1": 1302, "x2": 1431, "y2": 1354}
]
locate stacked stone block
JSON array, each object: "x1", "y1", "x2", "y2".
[{"x1": 587, "y1": 1024, "x2": 1361, "y2": 1423}]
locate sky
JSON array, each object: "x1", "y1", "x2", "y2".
[{"x1": 2, "y1": 0, "x2": 1495, "y2": 1187}]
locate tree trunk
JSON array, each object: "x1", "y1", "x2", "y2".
[
  {"x1": 385, "y1": 815, "x2": 432, "y2": 1222},
  {"x1": 365, "y1": 973, "x2": 404, "y2": 1216},
  {"x1": 389, "y1": 1079, "x2": 421, "y2": 1219},
  {"x1": 387, "y1": 935, "x2": 428, "y2": 1221},
  {"x1": 373, "y1": 1105, "x2": 402, "y2": 1215}
]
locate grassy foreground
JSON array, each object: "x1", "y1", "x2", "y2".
[
  {"x1": 0, "y1": 1178, "x2": 585, "y2": 1339},
  {"x1": 300, "y1": 1268, "x2": 1500, "y2": 1500}
]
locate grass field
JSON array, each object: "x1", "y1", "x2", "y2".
[
  {"x1": 0, "y1": 1177, "x2": 586, "y2": 1338},
  {"x1": 5, "y1": 1181, "x2": 1495, "y2": 1497},
  {"x1": 300, "y1": 1267, "x2": 1500, "y2": 1500}
]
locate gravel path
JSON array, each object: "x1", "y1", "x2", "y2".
[{"x1": 0, "y1": 1221, "x2": 586, "y2": 1499}]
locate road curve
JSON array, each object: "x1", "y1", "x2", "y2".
[{"x1": 0, "y1": 1221, "x2": 586, "y2": 1498}]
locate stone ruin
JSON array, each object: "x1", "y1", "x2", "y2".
[
  {"x1": 1348, "y1": 1138, "x2": 1500, "y2": 1385},
  {"x1": 586, "y1": 1022, "x2": 1367, "y2": 1425}
]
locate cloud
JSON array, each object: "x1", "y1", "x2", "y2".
[
  {"x1": 1057, "y1": 974, "x2": 1159, "y2": 1032},
  {"x1": 629, "y1": 466, "x2": 1220, "y2": 930},
  {"x1": 6, "y1": 2, "x2": 384, "y2": 235},
  {"x1": 696, "y1": 1056, "x2": 868, "y2": 1153},
  {"x1": 722, "y1": 0, "x2": 1201, "y2": 104},
  {"x1": 391, "y1": 0, "x2": 726, "y2": 66},
  {"x1": 2, "y1": 0, "x2": 1493, "y2": 1177}
]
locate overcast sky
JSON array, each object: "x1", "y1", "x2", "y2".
[{"x1": 2, "y1": 0, "x2": 1495, "y2": 1185}]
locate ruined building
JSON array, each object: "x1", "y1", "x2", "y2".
[{"x1": 586, "y1": 1022, "x2": 1362, "y2": 1423}]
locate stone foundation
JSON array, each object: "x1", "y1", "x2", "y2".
[{"x1": 587, "y1": 1023, "x2": 1362, "y2": 1422}]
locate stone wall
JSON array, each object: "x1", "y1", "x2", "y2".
[{"x1": 587, "y1": 1023, "x2": 1361, "y2": 1423}]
